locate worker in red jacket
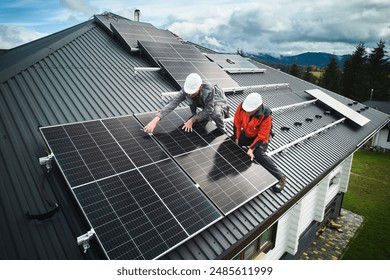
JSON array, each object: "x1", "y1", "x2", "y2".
[{"x1": 233, "y1": 92, "x2": 286, "y2": 193}]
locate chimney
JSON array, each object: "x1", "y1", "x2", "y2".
[{"x1": 134, "y1": 9, "x2": 140, "y2": 22}]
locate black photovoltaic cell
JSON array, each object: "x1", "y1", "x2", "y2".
[
  {"x1": 111, "y1": 22, "x2": 179, "y2": 49},
  {"x1": 159, "y1": 60, "x2": 240, "y2": 91},
  {"x1": 138, "y1": 40, "x2": 208, "y2": 66},
  {"x1": 101, "y1": 116, "x2": 168, "y2": 167},
  {"x1": 135, "y1": 108, "x2": 277, "y2": 215},
  {"x1": 139, "y1": 159, "x2": 221, "y2": 235},
  {"x1": 136, "y1": 109, "x2": 228, "y2": 156},
  {"x1": 205, "y1": 53, "x2": 261, "y2": 72},
  {"x1": 40, "y1": 115, "x2": 222, "y2": 259},
  {"x1": 73, "y1": 166, "x2": 188, "y2": 260},
  {"x1": 40, "y1": 116, "x2": 168, "y2": 188}
]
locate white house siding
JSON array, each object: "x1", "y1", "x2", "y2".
[
  {"x1": 373, "y1": 128, "x2": 390, "y2": 150},
  {"x1": 262, "y1": 155, "x2": 353, "y2": 260}
]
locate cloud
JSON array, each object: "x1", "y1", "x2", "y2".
[
  {"x1": 164, "y1": 0, "x2": 390, "y2": 55},
  {"x1": 0, "y1": 25, "x2": 48, "y2": 49},
  {"x1": 59, "y1": 0, "x2": 100, "y2": 17},
  {"x1": 1, "y1": 0, "x2": 389, "y2": 54}
]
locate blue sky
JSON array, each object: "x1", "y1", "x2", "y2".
[{"x1": 1, "y1": 0, "x2": 389, "y2": 55}]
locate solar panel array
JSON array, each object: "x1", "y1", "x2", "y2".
[
  {"x1": 138, "y1": 40, "x2": 208, "y2": 66},
  {"x1": 205, "y1": 53, "x2": 264, "y2": 73},
  {"x1": 136, "y1": 41, "x2": 239, "y2": 91},
  {"x1": 111, "y1": 21, "x2": 179, "y2": 50},
  {"x1": 305, "y1": 89, "x2": 370, "y2": 126},
  {"x1": 136, "y1": 108, "x2": 278, "y2": 215},
  {"x1": 159, "y1": 60, "x2": 240, "y2": 91},
  {"x1": 40, "y1": 115, "x2": 222, "y2": 260}
]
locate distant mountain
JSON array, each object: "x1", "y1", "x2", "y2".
[{"x1": 247, "y1": 52, "x2": 350, "y2": 68}]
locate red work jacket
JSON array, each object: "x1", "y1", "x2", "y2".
[{"x1": 233, "y1": 103, "x2": 272, "y2": 149}]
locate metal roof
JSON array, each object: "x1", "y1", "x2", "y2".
[{"x1": 0, "y1": 13, "x2": 388, "y2": 260}]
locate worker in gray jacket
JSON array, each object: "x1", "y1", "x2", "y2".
[{"x1": 144, "y1": 73, "x2": 228, "y2": 133}]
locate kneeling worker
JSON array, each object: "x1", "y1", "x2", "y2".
[
  {"x1": 144, "y1": 73, "x2": 228, "y2": 134},
  {"x1": 233, "y1": 92, "x2": 286, "y2": 193}
]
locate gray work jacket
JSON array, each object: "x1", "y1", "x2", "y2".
[{"x1": 156, "y1": 82, "x2": 227, "y2": 122}]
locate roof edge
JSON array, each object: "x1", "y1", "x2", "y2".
[{"x1": 0, "y1": 20, "x2": 96, "y2": 84}]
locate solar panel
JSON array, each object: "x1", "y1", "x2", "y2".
[
  {"x1": 138, "y1": 40, "x2": 208, "y2": 66},
  {"x1": 40, "y1": 115, "x2": 222, "y2": 259},
  {"x1": 111, "y1": 22, "x2": 179, "y2": 50},
  {"x1": 135, "y1": 108, "x2": 277, "y2": 215},
  {"x1": 205, "y1": 53, "x2": 264, "y2": 73},
  {"x1": 305, "y1": 89, "x2": 370, "y2": 126},
  {"x1": 159, "y1": 60, "x2": 240, "y2": 91}
]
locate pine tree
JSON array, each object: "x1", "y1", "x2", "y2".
[
  {"x1": 342, "y1": 42, "x2": 369, "y2": 101},
  {"x1": 302, "y1": 66, "x2": 318, "y2": 84},
  {"x1": 320, "y1": 56, "x2": 342, "y2": 93},
  {"x1": 367, "y1": 40, "x2": 390, "y2": 101},
  {"x1": 289, "y1": 64, "x2": 300, "y2": 77}
]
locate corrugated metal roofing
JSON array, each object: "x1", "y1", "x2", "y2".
[{"x1": 0, "y1": 13, "x2": 389, "y2": 260}]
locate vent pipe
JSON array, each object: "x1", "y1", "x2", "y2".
[{"x1": 134, "y1": 9, "x2": 140, "y2": 21}]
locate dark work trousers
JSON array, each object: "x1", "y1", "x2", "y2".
[
  {"x1": 234, "y1": 129, "x2": 283, "y2": 180},
  {"x1": 212, "y1": 103, "x2": 227, "y2": 133},
  {"x1": 191, "y1": 103, "x2": 228, "y2": 133}
]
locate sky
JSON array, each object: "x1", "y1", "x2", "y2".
[{"x1": 0, "y1": 0, "x2": 389, "y2": 56}]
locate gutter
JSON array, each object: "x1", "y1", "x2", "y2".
[{"x1": 217, "y1": 118, "x2": 389, "y2": 260}]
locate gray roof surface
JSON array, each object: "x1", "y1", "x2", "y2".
[{"x1": 0, "y1": 13, "x2": 389, "y2": 260}]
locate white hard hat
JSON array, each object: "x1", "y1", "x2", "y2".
[
  {"x1": 242, "y1": 92, "x2": 263, "y2": 111},
  {"x1": 184, "y1": 73, "x2": 202, "y2": 94}
]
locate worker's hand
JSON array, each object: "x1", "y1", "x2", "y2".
[
  {"x1": 144, "y1": 117, "x2": 160, "y2": 134},
  {"x1": 247, "y1": 148, "x2": 255, "y2": 161},
  {"x1": 182, "y1": 119, "x2": 193, "y2": 132},
  {"x1": 235, "y1": 139, "x2": 239, "y2": 145}
]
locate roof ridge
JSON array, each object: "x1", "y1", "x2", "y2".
[{"x1": 0, "y1": 20, "x2": 96, "y2": 84}]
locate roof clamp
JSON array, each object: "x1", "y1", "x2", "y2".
[
  {"x1": 39, "y1": 153, "x2": 54, "y2": 173},
  {"x1": 77, "y1": 229, "x2": 95, "y2": 253}
]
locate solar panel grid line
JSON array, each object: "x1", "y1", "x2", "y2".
[
  {"x1": 100, "y1": 116, "x2": 169, "y2": 167},
  {"x1": 135, "y1": 108, "x2": 277, "y2": 215},
  {"x1": 100, "y1": 118, "x2": 222, "y2": 251},
  {"x1": 40, "y1": 122, "x2": 116, "y2": 188},
  {"x1": 68, "y1": 160, "x2": 198, "y2": 258},
  {"x1": 118, "y1": 165, "x2": 192, "y2": 258},
  {"x1": 73, "y1": 171, "x2": 184, "y2": 260},
  {"x1": 174, "y1": 142, "x2": 271, "y2": 215},
  {"x1": 67, "y1": 120, "x2": 134, "y2": 185},
  {"x1": 41, "y1": 113, "x2": 224, "y2": 259},
  {"x1": 138, "y1": 159, "x2": 222, "y2": 235},
  {"x1": 71, "y1": 178, "x2": 144, "y2": 260}
]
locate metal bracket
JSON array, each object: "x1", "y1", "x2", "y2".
[
  {"x1": 39, "y1": 153, "x2": 54, "y2": 173},
  {"x1": 77, "y1": 229, "x2": 95, "y2": 253}
]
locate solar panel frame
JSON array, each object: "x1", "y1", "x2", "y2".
[
  {"x1": 159, "y1": 60, "x2": 240, "y2": 91},
  {"x1": 305, "y1": 89, "x2": 370, "y2": 126},
  {"x1": 205, "y1": 53, "x2": 261, "y2": 71},
  {"x1": 135, "y1": 108, "x2": 278, "y2": 215},
  {"x1": 110, "y1": 22, "x2": 179, "y2": 50},
  {"x1": 40, "y1": 114, "x2": 223, "y2": 260},
  {"x1": 138, "y1": 40, "x2": 208, "y2": 66}
]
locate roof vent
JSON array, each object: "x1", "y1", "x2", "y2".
[
  {"x1": 294, "y1": 122, "x2": 302, "y2": 127},
  {"x1": 324, "y1": 110, "x2": 331, "y2": 115},
  {"x1": 315, "y1": 114, "x2": 322, "y2": 119},
  {"x1": 348, "y1": 103, "x2": 353, "y2": 106},
  {"x1": 305, "y1": 118, "x2": 313, "y2": 122},
  {"x1": 134, "y1": 9, "x2": 141, "y2": 21}
]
